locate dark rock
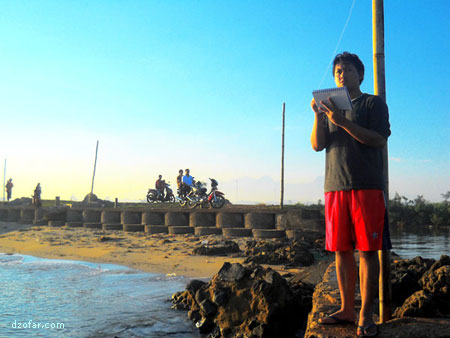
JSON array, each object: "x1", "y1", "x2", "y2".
[
  {"x1": 217, "y1": 262, "x2": 248, "y2": 282},
  {"x1": 192, "y1": 240, "x2": 240, "y2": 256},
  {"x1": 244, "y1": 240, "x2": 315, "y2": 267},
  {"x1": 195, "y1": 287, "x2": 208, "y2": 304},
  {"x1": 391, "y1": 256, "x2": 435, "y2": 307},
  {"x1": 172, "y1": 262, "x2": 314, "y2": 338},
  {"x1": 171, "y1": 290, "x2": 195, "y2": 311},
  {"x1": 199, "y1": 299, "x2": 217, "y2": 317},
  {"x1": 6, "y1": 197, "x2": 32, "y2": 206},
  {"x1": 420, "y1": 265, "x2": 450, "y2": 297},
  {"x1": 186, "y1": 279, "x2": 207, "y2": 294},
  {"x1": 188, "y1": 309, "x2": 202, "y2": 322},
  {"x1": 393, "y1": 290, "x2": 450, "y2": 318},
  {"x1": 248, "y1": 319, "x2": 259, "y2": 330},
  {"x1": 421, "y1": 255, "x2": 450, "y2": 280},
  {"x1": 212, "y1": 290, "x2": 228, "y2": 306},
  {"x1": 251, "y1": 324, "x2": 266, "y2": 337},
  {"x1": 98, "y1": 236, "x2": 113, "y2": 242},
  {"x1": 208, "y1": 326, "x2": 222, "y2": 338},
  {"x1": 77, "y1": 193, "x2": 114, "y2": 207},
  {"x1": 195, "y1": 317, "x2": 215, "y2": 334},
  {"x1": 394, "y1": 255, "x2": 450, "y2": 318}
]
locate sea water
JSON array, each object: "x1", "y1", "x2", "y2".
[
  {"x1": 0, "y1": 254, "x2": 198, "y2": 337},
  {"x1": 389, "y1": 225, "x2": 450, "y2": 260}
]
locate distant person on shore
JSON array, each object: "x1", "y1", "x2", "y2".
[
  {"x1": 176, "y1": 169, "x2": 184, "y2": 196},
  {"x1": 33, "y1": 183, "x2": 42, "y2": 207},
  {"x1": 5, "y1": 179, "x2": 13, "y2": 202},
  {"x1": 310, "y1": 52, "x2": 391, "y2": 337},
  {"x1": 181, "y1": 169, "x2": 194, "y2": 196}
]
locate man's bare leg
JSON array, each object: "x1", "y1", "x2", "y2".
[
  {"x1": 358, "y1": 250, "x2": 379, "y2": 330},
  {"x1": 319, "y1": 250, "x2": 357, "y2": 323}
]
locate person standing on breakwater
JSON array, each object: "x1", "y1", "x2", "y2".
[
  {"x1": 310, "y1": 52, "x2": 391, "y2": 337},
  {"x1": 5, "y1": 179, "x2": 13, "y2": 202},
  {"x1": 33, "y1": 183, "x2": 42, "y2": 207}
]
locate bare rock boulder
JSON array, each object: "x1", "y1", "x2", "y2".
[
  {"x1": 394, "y1": 255, "x2": 450, "y2": 318},
  {"x1": 192, "y1": 240, "x2": 240, "y2": 256},
  {"x1": 244, "y1": 240, "x2": 315, "y2": 267},
  {"x1": 391, "y1": 256, "x2": 435, "y2": 307},
  {"x1": 172, "y1": 262, "x2": 313, "y2": 337}
]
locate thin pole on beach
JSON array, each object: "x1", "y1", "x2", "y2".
[
  {"x1": 90, "y1": 141, "x2": 99, "y2": 202},
  {"x1": 373, "y1": 0, "x2": 392, "y2": 323},
  {"x1": 280, "y1": 103, "x2": 285, "y2": 209},
  {"x1": 2, "y1": 159, "x2": 6, "y2": 202}
]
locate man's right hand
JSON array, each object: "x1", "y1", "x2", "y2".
[{"x1": 311, "y1": 98, "x2": 321, "y2": 115}]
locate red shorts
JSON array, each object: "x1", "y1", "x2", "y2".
[{"x1": 325, "y1": 189, "x2": 386, "y2": 252}]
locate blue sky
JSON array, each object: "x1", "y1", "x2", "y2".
[{"x1": 1, "y1": 0, "x2": 449, "y2": 203}]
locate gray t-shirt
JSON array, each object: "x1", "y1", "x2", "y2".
[{"x1": 324, "y1": 93, "x2": 391, "y2": 192}]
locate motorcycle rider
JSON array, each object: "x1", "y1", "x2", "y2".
[
  {"x1": 176, "y1": 169, "x2": 184, "y2": 197},
  {"x1": 181, "y1": 169, "x2": 195, "y2": 197},
  {"x1": 155, "y1": 175, "x2": 166, "y2": 201}
]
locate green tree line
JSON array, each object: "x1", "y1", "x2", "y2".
[{"x1": 388, "y1": 191, "x2": 450, "y2": 227}]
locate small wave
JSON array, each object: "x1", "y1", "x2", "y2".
[{"x1": 0, "y1": 253, "x2": 24, "y2": 265}]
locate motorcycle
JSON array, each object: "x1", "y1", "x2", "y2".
[
  {"x1": 181, "y1": 178, "x2": 226, "y2": 209},
  {"x1": 147, "y1": 182, "x2": 176, "y2": 203}
]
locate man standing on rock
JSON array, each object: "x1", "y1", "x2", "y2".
[
  {"x1": 5, "y1": 179, "x2": 13, "y2": 202},
  {"x1": 310, "y1": 52, "x2": 391, "y2": 337}
]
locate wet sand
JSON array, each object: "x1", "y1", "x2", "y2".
[
  {"x1": 0, "y1": 221, "x2": 330, "y2": 282},
  {"x1": 0, "y1": 221, "x2": 252, "y2": 278}
]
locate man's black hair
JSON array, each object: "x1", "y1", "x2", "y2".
[{"x1": 332, "y1": 52, "x2": 365, "y2": 84}]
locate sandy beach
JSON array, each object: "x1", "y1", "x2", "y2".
[
  {"x1": 0, "y1": 221, "x2": 318, "y2": 279},
  {"x1": 0, "y1": 221, "x2": 250, "y2": 278}
]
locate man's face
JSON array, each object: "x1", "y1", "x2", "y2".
[
  {"x1": 334, "y1": 62, "x2": 362, "y2": 90},
  {"x1": 185, "y1": 170, "x2": 189, "y2": 175}
]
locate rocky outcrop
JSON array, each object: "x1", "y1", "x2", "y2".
[
  {"x1": 390, "y1": 256, "x2": 435, "y2": 307},
  {"x1": 305, "y1": 256, "x2": 450, "y2": 338},
  {"x1": 243, "y1": 239, "x2": 317, "y2": 267},
  {"x1": 192, "y1": 240, "x2": 240, "y2": 256},
  {"x1": 5, "y1": 197, "x2": 32, "y2": 206},
  {"x1": 79, "y1": 193, "x2": 114, "y2": 207},
  {"x1": 172, "y1": 262, "x2": 313, "y2": 338},
  {"x1": 394, "y1": 255, "x2": 450, "y2": 318}
]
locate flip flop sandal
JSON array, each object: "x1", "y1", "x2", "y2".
[
  {"x1": 357, "y1": 323, "x2": 378, "y2": 337},
  {"x1": 318, "y1": 314, "x2": 355, "y2": 325}
]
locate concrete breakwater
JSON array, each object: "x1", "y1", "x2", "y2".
[{"x1": 0, "y1": 205, "x2": 324, "y2": 239}]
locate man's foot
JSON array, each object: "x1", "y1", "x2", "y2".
[
  {"x1": 318, "y1": 311, "x2": 356, "y2": 325},
  {"x1": 357, "y1": 323, "x2": 378, "y2": 337}
]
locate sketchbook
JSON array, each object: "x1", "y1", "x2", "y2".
[{"x1": 312, "y1": 86, "x2": 353, "y2": 111}]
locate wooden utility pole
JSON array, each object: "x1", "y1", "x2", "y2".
[
  {"x1": 280, "y1": 103, "x2": 285, "y2": 208},
  {"x1": 89, "y1": 141, "x2": 99, "y2": 203},
  {"x1": 373, "y1": 0, "x2": 392, "y2": 323},
  {"x1": 2, "y1": 159, "x2": 6, "y2": 202}
]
